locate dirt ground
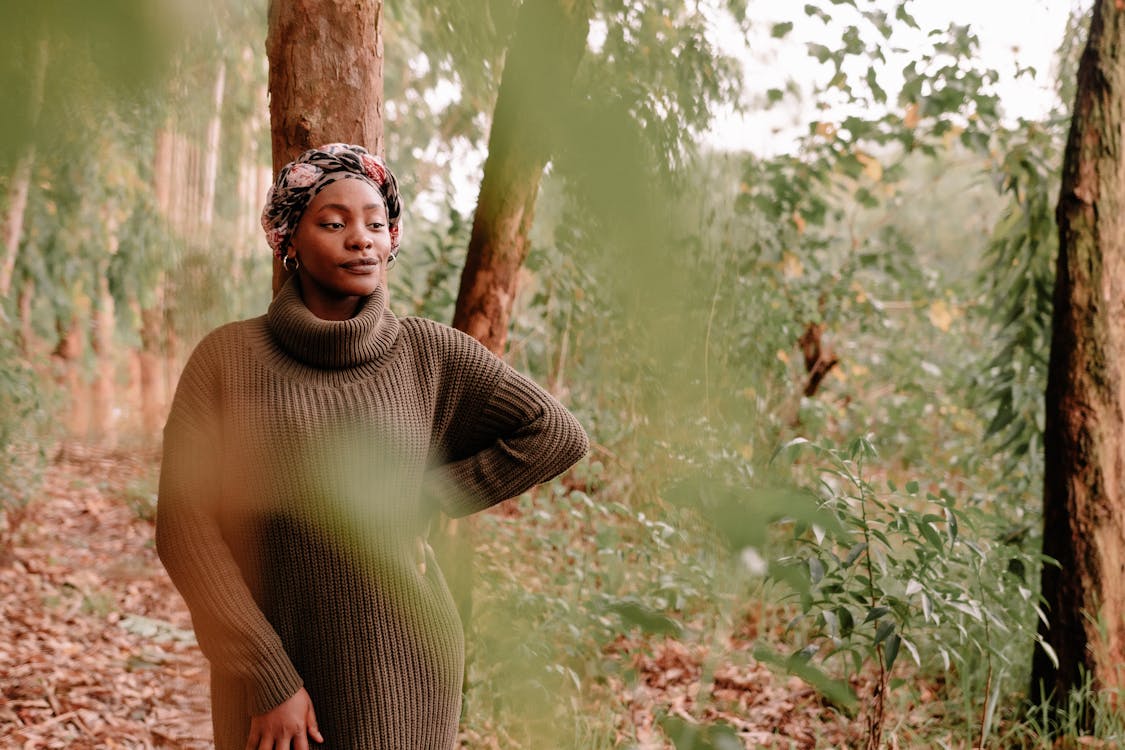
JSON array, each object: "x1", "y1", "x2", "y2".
[
  {"x1": 1, "y1": 444, "x2": 863, "y2": 750},
  {"x1": 0, "y1": 443, "x2": 211, "y2": 748}
]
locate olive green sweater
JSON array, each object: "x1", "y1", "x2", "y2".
[{"x1": 156, "y1": 278, "x2": 588, "y2": 749}]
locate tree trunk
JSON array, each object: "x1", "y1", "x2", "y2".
[
  {"x1": 17, "y1": 278, "x2": 34, "y2": 354},
  {"x1": 201, "y1": 61, "x2": 227, "y2": 239},
  {"x1": 139, "y1": 290, "x2": 166, "y2": 436},
  {"x1": 154, "y1": 128, "x2": 174, "y2": 218},
  {"x1": 266, "y1": 0, "x2": 386, "y2": 295},
  {"x1": 451, "y1": 0, "x2": 593, "y2": 356},
  {"x1": 92, "y1": 273, "x2": 116, "y2": 444},
  {"x1": 0, "y1": 150, "x2": 34, "y2": 298},
  {"x1": 1031, "y1": 0, "x2": 1125, "y2": 718},
  {"x1": 1, "y1": 38, "x2": 47, "y2": 298},
  {"x1": 437, "y1": 0, "x2": 592, "y2": 660},
  {"x1": 53, "y1": 308, "x2": 88, "y2": 438}
]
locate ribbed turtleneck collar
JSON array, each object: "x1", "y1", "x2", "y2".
[{"x1": 267, "y1": 277, "x2": 401, "y2": 370}]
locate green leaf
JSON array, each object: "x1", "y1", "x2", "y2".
[
  {"x1": 808, "y1": 557, "x2": 826, "y2": 585},
  {"x1": 658, "y1": 715, "x2": 744, "y2": 750},
  {"x1": 884, "y1": 632, "x2": 901, "y2": 670},
  {"x1": 771, "y1": 22, "x2": 794, "y2": 39},
  {"x1": 605, "y1": 599, "x2": 684, "y2": 638},
  {"x1": 843, "y1": 542, "x2": 867, "y2": 567},
  {"x1": 918, "y1": 520, "x2": 944, "y2": 551},
  {"x1": 836, "y1": 606, "x2": 855, "y2": 637},
  {"x1": 945, "y1": 506, "x2": 959, "y2": 544},
  {"x1": 863, "y1": 606, "x2": 890, "y2": 623},
  {"x1": 807, "y1": 43, "x2": 833, "y2": 64},
  {"x1": 753, "y1": 645, "x2": 857, "y2": 709},
  {"x1": 895, "y1": 2, "x2": 919, "y2": 29},
  {"x1": 874, "y1": 620, "x2": 895, "y2": 645},
  {"x1": 1036, "y1": 636, "x2": 1059, "y2": 669},
  {"x1": 900, "y1": 636, "x2": 921, "y2": 666}
]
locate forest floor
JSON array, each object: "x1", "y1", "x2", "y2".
[
  {"x1": 0, "y1": 444, "x2": 210, "y2": 749},
  {"x1": 0, "y1": 444, "x2": 863, "y2": 749}
]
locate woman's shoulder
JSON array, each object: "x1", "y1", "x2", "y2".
[
  {"x1": 397, "y1": 316, "x2": 496, "y2": 359},
  {"x1": 182, "y1": 316, "x2": 266, "y2": 372},
  {"x1": 396, "y1": 316, "x2": 506, "y2": 387}
]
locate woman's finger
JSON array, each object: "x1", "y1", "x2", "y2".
[{"x1": 306, "y1": 702, "x2": 324, "y2": 744}]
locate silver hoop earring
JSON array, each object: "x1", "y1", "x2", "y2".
[
  {"x1": 283, "y1": 255, "x2": 299, "y2": 272},
  {"x1": 386, "y1": 253, "x2": 397, "y2": 269}
]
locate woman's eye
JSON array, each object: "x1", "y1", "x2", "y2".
[
  {"x1": 368, "y1": 222, "x2": 385, "y2": 230},
  {"x1": 320, "y1": 222, "x2": 344, "y2": 230}
]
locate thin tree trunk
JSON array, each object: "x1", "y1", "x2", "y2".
[
  {"x1": 164, "y1": 295, "x2": 181, "y2": 420},
  {"x1": 17, "y1": 278, "x2": 34, "y2": 354},
  {"x1": 154, "y1": 128, "x2": 174, "y2": 216},
  {"x1": 266, "y1": 0, "x2": 386, "y2": 295},
  {"x1": 438, "y1": 0, "x2": 592, "y2": 660},
  {"x1": 139, "y1": 286, "x2": 166, "y2": 436},
  {"x1": 1, "y1": 38, "x2": 47, "y2": 298},
  {"x1": 92, "y1": 273, "x2": 116, "y2": 444},
  {"x1": 53, "y1": 308, "x2": 88, "y2": 438},
  {"x1": 201, "y1": 61, "x2": 227, "y2": 239},
  {"x1": 144, "y1": 128, "x2": 176, "y2": 435},
  {"x1": 0, "y1": 151, "x2": 34, "y2": 298},
  {"x1": 1031, "y1": 0, "x2": 1125, "y2": 719},
  {"x1": 451, "y1": 0, "x2": 593, "y2": 356},
  {"x1": 187, "y1": 136, "x2": 201, "y2": 238}
]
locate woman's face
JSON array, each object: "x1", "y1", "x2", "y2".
[{"x1": 287, "y1": 178, "x2": 393, "y2": 319}]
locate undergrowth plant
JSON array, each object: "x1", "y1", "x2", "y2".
[
  {"x1": 0, "y1": 322, "x2": 46, "y2": 560},
  {"x1": 767, "y1": 436, "x2": 1048, "y2": 749}
]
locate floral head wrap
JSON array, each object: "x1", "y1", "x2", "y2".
[{"x1": 260, "y1": 143, "x2": 402, "y2": 259}]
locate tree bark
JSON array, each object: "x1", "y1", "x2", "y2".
[
  {"x1": 53, "y1": 307, "x2": 89, "y2": 438},
  {"x1": 92, "y1": 273, "x2": 116, "y2": 444},
  {"x1": 1, "y1": 38, "x2": 47, "y2": 298},
  {"x1": 139, "y1": 290, "x2": 166, "y2": 436},
  {"x1": 17, "y1": 278, "x2": 34, "y2": 354},
  {"x1": 437, "y1": 0, "x2": 592, "y2": 663},
  {"x1": 201, "y1": 61, "x2": 226, "y2": 239},
  {"x1": 1031, "y1": 0, "x2": 1125, "y2": 717},
  {"x1": 266, "y1": 0, "x2": 386, "y2": 295},
  {"x1": 0, "y1": 151, "x2": 34, "y2": 299},
  {"x1": 451, "y1": 0, "x2": 593, "y2": 356}
]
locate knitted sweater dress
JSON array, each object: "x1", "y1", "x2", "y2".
[{"x1": 156, "y1": 279, "x2": 589, "y2": 749}]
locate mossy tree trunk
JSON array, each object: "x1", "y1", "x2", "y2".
[
  {"x1": 1032, "y1": 0, "x2": 1125, "y2": 717},
  {"x1": 266, "y1": 0, "x2": 386, "y2": 295}
]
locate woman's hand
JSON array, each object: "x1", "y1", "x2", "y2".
[{"x1": 246, "y1": 687, "x2": 324, "y2": 750}]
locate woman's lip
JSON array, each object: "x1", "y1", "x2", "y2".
[{"x1": 340, "y1": 260, "x2": 378, "y2": 273}]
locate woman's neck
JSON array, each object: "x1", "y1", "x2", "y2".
[{"x1": 294, "y1": 276, "x2": 374, "y2": 320}]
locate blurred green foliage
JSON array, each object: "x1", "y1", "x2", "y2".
[
  {"x1": 0, "y1": 0, "x2": 1115, "y2": 747},
  {"x1": 0, "y1": 325, "x2": 47, "y2": 555}
]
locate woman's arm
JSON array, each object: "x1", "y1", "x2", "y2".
[
  {"x1": 425, "y1": 328, "x2": 589, "y2": 517},
  {"x1": 156, "y1": 337, "x2": 305, "y2": 717}
]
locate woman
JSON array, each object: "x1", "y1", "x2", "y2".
[{"x1": 156, "y1": 143, "x2": 588, "y2": 749}]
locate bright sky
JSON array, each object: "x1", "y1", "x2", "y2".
[
  {"x1": 436, "y1": 1, "x2": 1087, "y2": 216},
  {"x1": 707, "y1": 0, "x2": 1087, "y2": 154}
]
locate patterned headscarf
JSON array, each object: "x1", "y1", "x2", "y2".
[{"x1": 261, "y1": 143, "x2": 402, "y2": 259}]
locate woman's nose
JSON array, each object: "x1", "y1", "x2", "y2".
[{"x1": 348, "y1": 228, "x2": 373, "y2": 250}]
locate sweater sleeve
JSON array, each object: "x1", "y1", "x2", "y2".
[
  {"x1": 425, "y1": 329, "x2": 589, "y2": 518},
  {"x1": 155, "y1": 334, "x2": 304, "y2": 716}
]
